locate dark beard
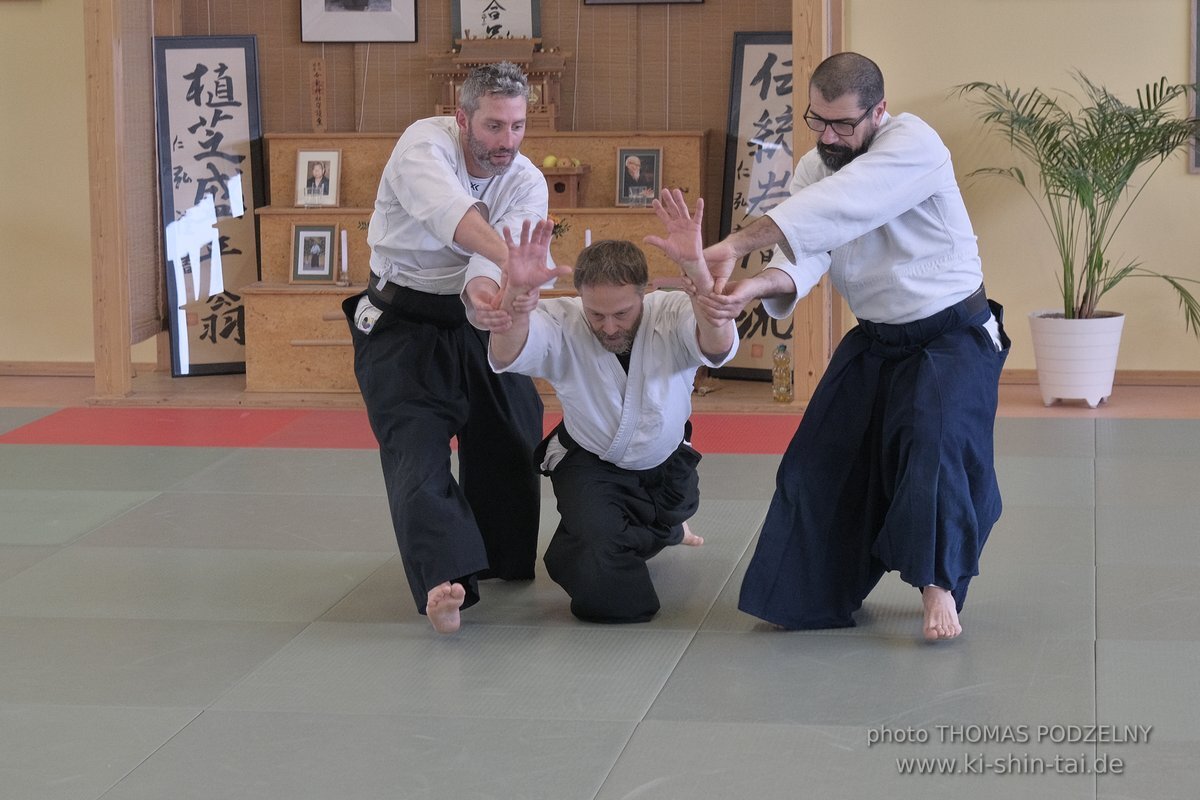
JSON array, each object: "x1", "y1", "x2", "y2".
[{"x1": 816, "y1": 128, "x2": 877, "y2": 171}]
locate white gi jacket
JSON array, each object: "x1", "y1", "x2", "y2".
[
  {"x1": 760, "y1": 112, "x2": 985, "y2": 325},
  {"x1": 366, "y1": 116, "x2": 549, "y2": 295},
  {"x1": 492, "y1": 291, "x2": 738, "y2": 471}
]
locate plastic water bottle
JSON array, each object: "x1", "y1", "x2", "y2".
[{"x1": 772, "y1": 344, "x2": 793, "y2": 402}]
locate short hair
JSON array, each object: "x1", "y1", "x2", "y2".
[
  {"x1": 810, "y1": 52, "x2": 884, "y2": 111},
  {"x1": 458, "y1": 61, "x2": 530, "y2": 116},
  {"x1": 572, "y1": 240, "x2": 649, "y2": 292}
]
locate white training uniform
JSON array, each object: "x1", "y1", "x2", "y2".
[{"x1": 491, "y1": 291, "x2": 738, "y2": 471}]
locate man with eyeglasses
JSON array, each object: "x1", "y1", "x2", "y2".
[{"x1": 696, "y1": 51, "x2": 1010, "y2": 641}]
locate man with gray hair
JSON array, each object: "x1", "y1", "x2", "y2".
[
  {"x1": 342, "y1": 61, "x2": 549, "y2": 634},
  {"x1": 487, "y1": 190, "x2": 738, "y2": 623}
]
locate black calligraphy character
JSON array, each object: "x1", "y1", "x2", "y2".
[
  {"x1": 735, "y1": 303, "x2": 794, "y2": 341},
  {"x1": 199, "y1": 291, "x2": 246, "y2": 346},
  {"x1": 206, "y1": 63, "x2": 243, "y2": 109},
  {"x1": 192, "y1": 129, "x2": 246, "y2": 167},
  {"x1": 182, "y1": 63, "x2": 210, "y2": 107},
  {"x1": 172, "y1": 165, "x2": 195, "y2": 189},
  {"x1": 747, "y1": 170, "x2": 793, "y2": 217},
  {"x1": 749, "y1": 52, "x2": 794, "y2": 102},
  {"x1": 193, "y1": 164, "x2": 240, "y2": 216}
]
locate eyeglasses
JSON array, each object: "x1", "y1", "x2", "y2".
[{"x1": 802, "y1": 103, "x2": 877, "y2": 137}]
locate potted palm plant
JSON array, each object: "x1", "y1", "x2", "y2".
[{"x1": 958, "y1": 74, "x2": 1200, "y2": 407}]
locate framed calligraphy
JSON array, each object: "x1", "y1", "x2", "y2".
[
  {"x1": 452, "y1": 0, "x2": 540, "y2": 41},
  {"x1": 716, "y1": 31, "x2": 795, "y2": 380},
  {"x1": 301, "y1": 0, "x2": 417, "y2": 43},
  {"x1": 153, "y1": 35, "x2": 264, "y2": 377}
]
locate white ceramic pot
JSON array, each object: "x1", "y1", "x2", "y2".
[{"x1": 1027, "y1": 310, "x2": 1125, "y2": 408}]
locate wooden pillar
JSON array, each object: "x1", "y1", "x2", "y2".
[
  {"x1": 84, "y1": 0, "x2": 133, "y2": 399},
  {"x1": 789, "y1": 0, "x2": 843, "y2": 400}
]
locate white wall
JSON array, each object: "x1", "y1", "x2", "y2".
[{"x1": 846, "y1": 0, "x2": 1200, "y2": 371}]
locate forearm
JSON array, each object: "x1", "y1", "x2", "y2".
[
  {"x1": 488, "y1": 310, "x2": 532, "y2": 369},
  {"x1": 694, "y1": 314, "x2": 736, "y2": 361},
  {"x1": 740, "y1": 266, "x2": 798, "y2": 301},
  {"x1": 453, "y1": 206, "x2": 507, "y2": 266},
  {"x1": 721, "y1": 215, "x2": 787, "y2": 261}
]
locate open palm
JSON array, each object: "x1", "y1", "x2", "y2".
[{"x1": 644, "y1": 189, "x2": 714, "y2": 295}]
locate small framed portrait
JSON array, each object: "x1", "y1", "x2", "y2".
[
  {"x1": 295, "y1": 149, "x2": 341, "y2": 207},
  {"x1": 616, "y1": 147, "x2": 662, "y2": 207},
  {"x1": 292, "y1": 224, "x2": 338, "y2": 283}
]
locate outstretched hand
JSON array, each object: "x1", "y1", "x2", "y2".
[
  {"x1": 644, "y1": 189, "x2": 715, "y2": 295},
  {"x1": 501, "y1": 219, "x2": 571, "y2": 295}
]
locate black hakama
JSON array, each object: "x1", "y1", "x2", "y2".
[
  {"x1": 343, "y1": 287, "x2": 543, "y2": 615},
  {"x1": 738, "y1": 289, "x2": 1010, "y2": 629},
  {"x1": 541, "y1": 427, "x2": 701, "y2": 623}
]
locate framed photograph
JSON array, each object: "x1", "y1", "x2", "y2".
[
  {"x1": 585, "y1": 0, "x2": 702, "y2": 5},
  {"x1": 453, "y1": 0, "x2": 540, "y2": 40},
  {"x1": 295, "y1": 150, "x2": 341, "y2": 207},
  {"x1": 292, "y1": 225, "x2": 338, "y2": 283},
  {"x1": 301, "y1": 0, "x2": 416, "y2": 43},
  {"x1": 616, "y1": 148, "x2": 662, "y2": 207}
]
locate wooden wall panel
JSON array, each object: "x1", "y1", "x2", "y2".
[{"x1": 177, "y1": 0, "x2": 793, "y2": 242}]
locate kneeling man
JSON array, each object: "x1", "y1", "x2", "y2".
[{"x1": 488, "y1": 191, "x2": 737, "y2": 622}]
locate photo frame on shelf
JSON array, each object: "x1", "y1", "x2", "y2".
[
  {"x1": 292, "y1": 224, "x2": 338, "y2": 284},
  {"x1": 452, "y1": 0, "x2": 540, "y2": 40},
  {"x1": 295, "y1": 149, "x2": 341, "y2": 207},
  {"x1": 301, "y1": 0, "x2": 416, "y2": 43},
  {"x1": 615, "y1": 147, "x2": 662, "y2": 207}
]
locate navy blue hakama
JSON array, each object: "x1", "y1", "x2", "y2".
[{"x1": 738, "y1": 290, "x2": 1010, "y2": 629}]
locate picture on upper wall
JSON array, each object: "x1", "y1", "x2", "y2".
[
  {"x1": 452, "y1": 0, "x2": 540, "y2": 40},
  {"x1": 301, "y1": 0, "x2": 416, "y2": 43}
]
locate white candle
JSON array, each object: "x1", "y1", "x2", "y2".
[
  {"x1": 584, "y1": 228, "x2": 592, "y2": 247},
  {"x1": 340, "y1": 229, "x2": 349, "y2": 277}
]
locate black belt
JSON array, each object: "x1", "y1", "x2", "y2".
[{"x1": 366, "y1": 279, "x2": 467, "y2": 327}]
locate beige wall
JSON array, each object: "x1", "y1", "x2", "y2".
[
  {"x1": 846, "y1": 0, "x2": 1200, "y2": 372},
  {"x1": 2, "y1": 0, "x2": 1198, "y2": 372}
]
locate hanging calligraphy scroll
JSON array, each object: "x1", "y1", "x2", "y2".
[
  {"x1": 452, "y1": 0, "x2": 541, "y2": 41},
  {"x1": 153, "y1": 35, "x2": 264, "y2": 377},
  {"x1": 717, "y1": 31, "x2": 795, "y2": 380}
]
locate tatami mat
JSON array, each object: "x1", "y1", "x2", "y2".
[{"x1": 0, "y1": 409, "x2": 1197, "y2": 799}]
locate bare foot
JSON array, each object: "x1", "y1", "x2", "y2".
[
  {"x1": 680, "y1": 520, "x2": 704, "y2": 547},
  {"x1": 426, "y1": 581, "x2": 466, "y2": 634},
  {"x1": 922, "y1": 585, "x2": 962, "y2": 641}
]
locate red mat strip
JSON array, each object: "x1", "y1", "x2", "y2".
[{"x1": 0, "y1": 408, "x2": 795, "y2": 455}]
